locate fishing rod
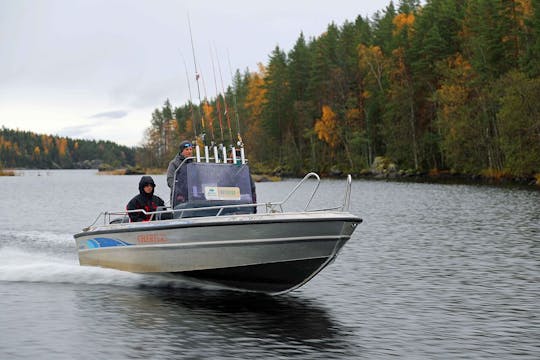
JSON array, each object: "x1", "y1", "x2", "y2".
[
  {"x1": 198, "y1": 48, "x2": 214, "y2": 146},
  {"x1": 187, "y1": 12, "x2": 207, "y2": 149},
  {"x1": 210, "y1": 44, "x2": 225, "y2": 146},
  {"x1": 200, "y1": 68, "x2": 215, "y2": 146},
  {"x1": 181, "y1": 54, "x2": 197, "y2": 140},
  {"x1": 214, "y1": 46, "x2": 234, "y2": 147},
  {"x1": 227, "y1": 49, "x2": 244, "y2": 147}
]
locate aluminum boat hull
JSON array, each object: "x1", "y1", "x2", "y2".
[{"x1": 74, "y1": 211, "x2": 361, "y2": 294}]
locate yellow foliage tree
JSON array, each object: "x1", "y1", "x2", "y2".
[
  {"x1": 244, "y1": 63, "x2": 267, "y2": 121},
  {"x1": 0, "y1": 136, "x2": 12, "y2": 150},
  {"x1": 56, "y1": 138, "x2": 68, "y2": 157},
  {"x1": 243, "y1": 63, "x2": 267, "y2": 159},
  {"x1": 202, "y1": 102, "x2": 215, "y2": 140},
  {"x1": 41, "y1": 134, "x2": 52, "y2": 155},
  {"x1": 314, "y1": 105, "x2": 339, "y2": 148},
  {"x1": 33, "y1": 146, "x2": 41, "y2": 160},
  {"x1": 358, "y1": 44, "x2": 386, "y2": 92},
  {"x1": 393, "y1": 13, "x2": 415, "y2": 37}
]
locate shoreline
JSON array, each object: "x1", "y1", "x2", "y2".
[
  {"x1": 347, "y1": 171, "x2": 540, "y2": 188},
  {"x1": 2, "y1": 167, "x2": 538, "y2": 189}
]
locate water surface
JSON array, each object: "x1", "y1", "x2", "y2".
[{"x1": 1, "y1": 170, "x2": 538, "y2": 359}]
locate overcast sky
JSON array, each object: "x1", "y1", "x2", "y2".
[{"x1": 1, "y1": 0, "x2": 395, "y2": 147}]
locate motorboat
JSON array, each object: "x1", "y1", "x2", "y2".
[{"x1": 74, "y1": 150, "x2": 362, "y2": 294}]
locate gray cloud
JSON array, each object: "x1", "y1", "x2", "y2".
[
  {"x1": 59, "y1": 112, "x2": 125, "y2": 140},
  {"x1": 89, "y1": 110, "x2": 128, "y2": 119}
]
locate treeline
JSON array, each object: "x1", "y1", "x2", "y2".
[
  {"x1": 144, "y1": 0, "x2": 540, "y2": 179},
  {"x1": 0, "y1": 127, "x2": 136, "y2": 169}
]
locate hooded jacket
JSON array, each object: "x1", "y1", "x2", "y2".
[{"x1": 126, "y1": 176, "x2": 165, "y2": 222}]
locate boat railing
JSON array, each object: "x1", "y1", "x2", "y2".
[
  {"x1": 264, "y1": 172, "x2": 320, "y2": 213},
  {"x1": 87, "y1": 173, "x2": 353, "y2": 227}
]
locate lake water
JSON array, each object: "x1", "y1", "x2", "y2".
[{"x1": 0, "y1": 170, "x2": 538, "y2": 359}]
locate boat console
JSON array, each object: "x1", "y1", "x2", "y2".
[{"x1": 171, "y1": 162, "x2": 256, "y2": 217}]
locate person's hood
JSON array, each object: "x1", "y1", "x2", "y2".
[{"x1": 138, "y1": 176, "x2": 156, "y2": 195}]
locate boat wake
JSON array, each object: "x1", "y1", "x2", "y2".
[
  {"x1": 0, "y1": 230, "x2": 222, "y2": 291},
  {"x1": 1, "y1": 229, "x2": 76, "y2": 258}
]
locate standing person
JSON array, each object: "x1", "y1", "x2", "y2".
[
  {"x1": 167, "y1": 140, "x2": 193, "y2": 189},
  {"x1": 126, "y1": 176, "x2": 165, "y2": 222}
]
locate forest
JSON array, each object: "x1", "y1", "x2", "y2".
[
  {"x1": 0, "y1": 127, "x2": 136, "y2": 169},
  {"x1": 140, "y1": 0, "x2": 540, "y2": 182},
  {"x1": 2, "y1": 0, "x2": 539, "y2": 183}
]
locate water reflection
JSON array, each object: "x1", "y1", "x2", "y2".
[{"x1": 74, "y1": 286, "x2": 360, "y2": 359}]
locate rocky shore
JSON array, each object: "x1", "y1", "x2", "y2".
[{"x1": 348, "y1": 157, "x2": 540, "y2": 188}]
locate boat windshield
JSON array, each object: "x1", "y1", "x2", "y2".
[{"x1": 172, "y1": 162, "x2": 255, "y2": 216}]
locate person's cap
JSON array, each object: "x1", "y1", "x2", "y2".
[{"x1": 179, "y1": 140, "x2": 193, "y2": 152}]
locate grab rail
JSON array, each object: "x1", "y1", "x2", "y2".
[
  {"x1": 264, "y1": 172, "x2": 320, "y2": 213},
  {"x1": 86, "y1": 173, "x2": 354, "y2": 228}
]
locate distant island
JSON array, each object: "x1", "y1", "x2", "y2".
[{"x1": 0, "y1": 126, "x2": 136, "y2": 170}]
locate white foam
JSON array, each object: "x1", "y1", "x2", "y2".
[
  {"x1": 0, "y1": 229, "x2": 229, "y2": 291},
  {"x1": 0, "y1": 247, "x2": 219, "y2": 291},
  {"x1": 3, "y1": 229, "x2": 73, "y2": 245}
]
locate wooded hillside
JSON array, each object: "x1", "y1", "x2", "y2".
[
  {"x1": 0, "y1": 127, "x2": 136, "y2": 169},
  {"x1": 142, "y1": 0, "x2": 540, "y2": 179}
]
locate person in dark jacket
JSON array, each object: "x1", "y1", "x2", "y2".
[
  {"x1": 126, "y1": 176, "x2": 165, "y2": 222},
  {"x1": 167, "y1": 140, "x2": 194, "y2": 206},
  {"x1": 167, "y1": 140, "x2": 193, "y2": 189}
]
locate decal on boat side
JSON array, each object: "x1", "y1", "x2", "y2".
[
  {"x1": 137, "y1": 233, "x2": 169, "y2": 244},
  {"x1": 85, "y1": 237, "x2": 132, "y2": 249}
]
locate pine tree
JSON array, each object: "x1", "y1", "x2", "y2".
[{"x1": 262, "y1": 46, "x2": 291, "y2": 165}]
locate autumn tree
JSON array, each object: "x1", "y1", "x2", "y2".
[
  {"x1": 314, "y1": 105, "x2": 339, "y2": 169},
  {"x1": 382, "y1": 5, "x2": 420, "y2": 170},
  {"x1": 494, "y1": 71, "x2": 540, "y2": 175},
  {"x1": 243, "y1": 64, "x2": 267, "y2": 163},
  {"x1": 435, "y1": 54, "x2": 488, "y2": 172}
]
